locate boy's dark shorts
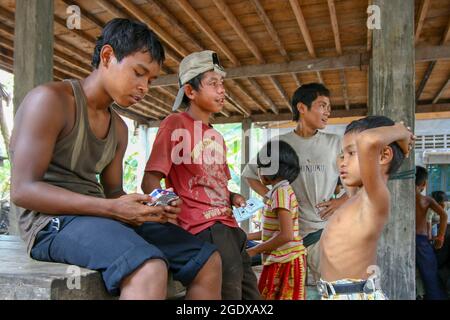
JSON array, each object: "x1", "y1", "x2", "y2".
[{"x1": 31, "y1": 215, "x2": 217, "y2": 296}]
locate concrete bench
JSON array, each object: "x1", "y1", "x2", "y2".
[{"x1": 0, "y1": 235, "x2": 185, "y2": 300}]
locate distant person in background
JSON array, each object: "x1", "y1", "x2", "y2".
[
  {"x1": 415, "y1": 167, "x2": 448, "y2": 300},
  {"x1": 432, "y1": 191, "x2": 450, "y2": 297}
]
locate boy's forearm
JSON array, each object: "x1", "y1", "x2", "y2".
[
  {"x1": 438, "y1": 213, "x2": 448, "y2": 238},
  {"x1": 251, "y1": 234, "x2": 291, "y2": 255},
  {"x1": 12, "y1": 180, "x2": 114, "y2": 218},
  {"x1": 247, "y1": 231, "x2": 262, "y2": 241},
  {"x1": 245, "y1": 177, "x2": 269, "y2": 197},
  {"x1": 357, "y1": 123, "x2": 409, "y2": 151},
  {"x1": 141, "y1": 171, "x2": 164, "y2": 194}
]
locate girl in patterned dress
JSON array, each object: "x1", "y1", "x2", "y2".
[{"x1": 247, "y1": 140, "x2": 306, "y2": 300}]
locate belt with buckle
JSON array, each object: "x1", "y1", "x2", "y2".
[{"x1": 317, "y1": 278, "x2": 381, "y2": 297}]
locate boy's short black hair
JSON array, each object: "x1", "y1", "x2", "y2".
[
  {"x1": 431, "y1": 191, "x2": 448, "y2": 204},
  {"x1": 291, "y1": 83, "x2": 330, "y2": 122},
  {"x1": 181, "y1": 72, "x2": 207, "y2": 108},
  {"x1": 415, "y1": 166, "x2": 428, "y2": 186},
  {"x1": 257, "y1": 140, "x2": 300, "y2": 184},
  {"x1": 345, "y1": 115, "x2": 405, "y2": 176},
  {"x1": 91, "y1": 18, "x2": 165, "y2": 69}
]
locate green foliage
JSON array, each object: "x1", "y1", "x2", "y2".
[
  {"x1": 123, "y1": 151, "x2": 139, "y2": 193},
  {"x1": 214, "y1": 123, "x2": 242, "y2": 194}
]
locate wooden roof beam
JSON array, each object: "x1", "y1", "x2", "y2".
[
  {"x1": 145, "y1": 0, "x2": 203, "y2": 52},
  {"x1": 292, "y1": 73, "x2": 302, "y2": 87},
  {"x1": 157, "y1": 86, "x2": 177, "y2": 99},
  {"x1": 0, "y1": 49, "x2": 66, "y2": 82},
  {"x1": 212, "y1": 0, "x2": 264, "y2": 63},
  {"x1": 0, "y1": 62, "x2": 13, "y2": 74},
  {"x1": 248, "y1": 78, "x2": 279, "y2": 114},
  {"x1": 432, "y1": 78, "x2": 450, "y2": 104},
  {"x1": 289, "y1": 0, "x2": 325, "y2": 86},
  {"x1": 147, "y1": 89, "x2": 173, "y2": 110},
  {"x1": 252, "y1": 0, "x2": 301, "y2": 87},
  {"x1": 250, "y1": 0, "x2": 287, "y2": 59},
  {"x1": 269, "y1": 77, "x2": 291, "y2": 112},
  {"x1": 328, "y1": 0, "x2": 342, "y2": 55},
  {"x1": 212, "y1": 0, "x2": 282, "y2": 113},
  {"x1": 415, "y1": 60, "x2": 436, "y2": 101},
  {"x1": 177, "y1": 0, "x2": 239, "y2": 66},
  {"x1": 224, "y1": 91, "x2": 251, "y2": 117},
  {"x1": 415, "y1": 0, "x2": 431, "y2": 45},
  {"x1": 327, "y1": 0, "x2": 349, "y2": 110},
  {"x1": 288, "y1": 0, "x2": 316, "y2": 58},
  {"x1": 140, "y1": 98, "x2": 171, "y2": 116},
  {"x1": 0, "y1": 36, "x2": 86, "y2": 82},
  {"x1": 0, "y1": 5, "x2": 93, "y2": 64},
  {"x1": 443, "y1": 16, "x2": 450, "y2": 44},
  {"x1": 416, "y1": 17, "x2": 450, "y2": 100},
  {"x1": 96, "y1": 0, "x2": 127, "y2": 19},
  {"x1": 226, "y1": 80, "x2": 266, "y2": 113},
  {"x1": 0, "y1": 23, "x2": 93, "y2": 77},
  {"x1": 147, "y1": 103, "x2": 450, "y2": 126},
  {"x1": 153, "y1": 45, "x2": 450, "y2": 86},
  {"x1": 250, "y1": 0, "x2": 300, "y2": 103}
]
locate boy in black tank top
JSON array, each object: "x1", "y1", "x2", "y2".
[{"x1": 10, "y1": 18, "x2": 221, "y2": 299}]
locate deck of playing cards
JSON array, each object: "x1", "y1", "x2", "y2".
[
  {"x1": 232, "y1": 197, "x2": 265, "y2": 222},
  {"x1": 148, "y1": 189, "x2": 179, "y2": 206}
]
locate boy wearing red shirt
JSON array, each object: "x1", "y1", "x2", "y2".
[{"x1": 142, "y1": 51, "x2": 260, "y2": 300}]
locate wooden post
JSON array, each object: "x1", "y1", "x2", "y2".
[
  {"x1": 240, "y1": 118, "x2": 252, "y2": 232},
  {"x1": 370, "y1": 0, "x2": 415, "y2": 300},
  {"x1": 13, "y1": 0, "x2": 54, "y2": 115},
  {"x1": 10, "y1": 0, "x2": 54, "y2": 235}
]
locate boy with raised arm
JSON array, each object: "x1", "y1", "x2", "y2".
[{"x1": 318, "y1": 116, "x2": 415, "y2": 300}]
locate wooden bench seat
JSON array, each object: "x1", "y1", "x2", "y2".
[{"x1": 0, "y1": 235, "x2": 185, "y2": 300}]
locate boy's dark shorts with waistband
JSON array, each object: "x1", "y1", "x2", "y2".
[{"x1": 30, "y1": 215, "x2": 217, "y2": 296}]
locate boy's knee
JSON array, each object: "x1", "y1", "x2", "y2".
[
  {"x1": 139, "y1": 259, "x2": 168, "y2": 280},
  {"x1": 203, "y1": 251, "x2": 222, "y2": 273}
]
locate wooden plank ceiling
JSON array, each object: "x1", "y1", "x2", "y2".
[{"x1": 0, "y1": 0, "x2": 450, "y2": 124}]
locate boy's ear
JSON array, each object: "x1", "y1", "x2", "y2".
[
  {"x1": 297, "y1": 103, "x2": 308, "y2": 116},
  {"x1": 380, "y1": 146, "x2": 394, "y2": 168},
  {"x1": 100, "y1": 45, "x2": 116, "y2": 68},
  {"x1": 184, "y1": 84, "x2": 197, "y2": 100}
]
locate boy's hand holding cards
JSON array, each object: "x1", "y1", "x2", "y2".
[
  {"x1": 148, "y1": 189, "x2": 179, "y2": 206},
  {"x1": 232, "y1": 197, "x2": 265, "y2": 222}
]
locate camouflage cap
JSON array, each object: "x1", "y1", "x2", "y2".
[{"x1": 172, "y1": 50, "x2": 226, "y2": 111}]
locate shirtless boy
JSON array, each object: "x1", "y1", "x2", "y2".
[
  {"x1": 319, "y1": 116, "x2": 414, "y2": 300},
  {"x1": 415, "y1": 166, "x2": 448, "y2": 300}
]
